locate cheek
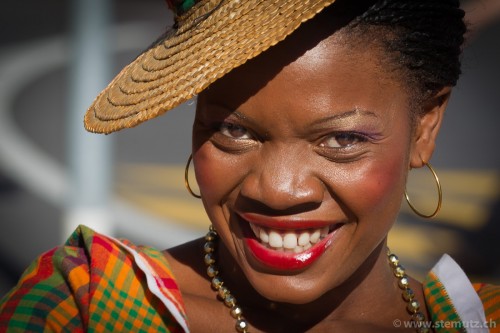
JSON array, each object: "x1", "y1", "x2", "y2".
[
  {"x1": 337, "y1": 153, "x2": 408, "y2": 221},
  {"x1": 192, "y1": 145, "x2": 245, "y2": 205},
  {"x1": 193, "y1": 148, "x2": 221, "y2": 201}
]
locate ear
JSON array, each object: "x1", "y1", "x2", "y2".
[{"x1": 409, "y1": 87, "x2": 452, "y2": 168}]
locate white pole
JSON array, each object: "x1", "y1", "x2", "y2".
[{"x1": 64, "y1": 0, "x2": 114, "y2": 239}]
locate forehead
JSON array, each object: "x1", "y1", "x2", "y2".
[{"x1": 199, "y1": 24, "x2": 407, "y2": 121}]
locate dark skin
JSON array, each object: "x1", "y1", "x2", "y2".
[
  {"x1": 165, "y1": 8, "x2": 450, "y2": 332},
  {"x1": 167, "y1": 240, "x2": 428, "y2": 332}
]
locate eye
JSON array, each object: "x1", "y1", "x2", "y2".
[
  {"x1": 220, "y1": 122, "x2": 253, "y2": 140},
  {"x1": 320, "y1": 132, "x2": 366, "y2": 148}
]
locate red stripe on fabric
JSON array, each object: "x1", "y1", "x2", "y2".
[
  {"x1": 92, "y1": 235, "x2": 114, "y2": 252},
  {"x1": 157, "y1": 277, "x2": 179, "y2": 290}
]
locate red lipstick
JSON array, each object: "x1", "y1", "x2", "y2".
[{"x1": 238, "y1": 213, "x2": 341, "y2": 271}]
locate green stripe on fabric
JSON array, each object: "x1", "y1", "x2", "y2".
[{"x1": 7, "y1": 319, "x2": 44, "y2": 331}]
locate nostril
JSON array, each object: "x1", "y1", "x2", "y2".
[
  {"x1": 241, "y1": 183, "x2": 324, "y2": 213},
  {"x1": 238, "y1": 151, "x2": 325, "y2": 212},
  {"x1": 235, "y1": 194, "x2": 322, "y2": 217}
]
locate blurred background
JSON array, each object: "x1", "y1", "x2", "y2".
[{"x1": 0, "y1": 0, "x2": 499, "y2": 296}]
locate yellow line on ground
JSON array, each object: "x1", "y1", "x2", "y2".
[
  {"x1": 117, "y1": 184, "x2": 209, "y2": 229},
  {"x1": 402, "y1": 169, "x2": 499, "y2": 229}
]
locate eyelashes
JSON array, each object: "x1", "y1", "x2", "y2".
[
  {"x1": 208, "y1": 121, "x2": 257, "y2": 153},
  {"x1": 319, "y1": 132, "x2": 368, "y2": 149},
  {"x1": 219, "y1": 122, "x2": 253, "y2": 140},
  {"x1": 217, "y1": 121, "x2": 367, "y2": 147},
  {"x1": 315, "y1": 132, "x2": 371, "y2": 162},
  {"x1": 210, "y1": 121, "x2": 372, "y2": 160}
]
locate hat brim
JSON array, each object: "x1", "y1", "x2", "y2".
[{"x1": 84, "y1": 0, "x2": 336, "y2": 134}]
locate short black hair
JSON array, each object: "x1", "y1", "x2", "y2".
[{"x1": 349, "y1": 0, "x2": 466, "y2": 111}]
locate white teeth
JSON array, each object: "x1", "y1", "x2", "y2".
[
  {"x1": 268, "y1": 230, "x2": 283, "y2": 248},
  {"x1": 250, "y1": 223, "x2": 260, "y2": 238},
  {"x1": 298, "y1": 232, "x2": 310, "y2": 246},
  {"x1": 283, "y1": 233, "x2": 297, "y2": 249},
  {"x1": 259, "y1": 229, "x2": 269, "y2": 243},
  {"x1": 310, "y1": 230, "x2": 321, "y2": 244},
  {"x1": 250, "y1": 223, "x2": 336, "y2": 253},
  {"x1": 293, "y1": 246, "x2": 304, "y2": 253}
]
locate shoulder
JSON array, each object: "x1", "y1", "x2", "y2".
[
  {"x1": 0, "y1": 225, "x2": 96, "y2": 331},
  {"x1": 424, "y1": 254, "x2": 499, "y2": 332},
  {"x1": 165, "y1": 237, "x2": 212, "y2": 298},
  {"x1": 165, "y1": 238, "x2": 238, "y2": 332},
  {"x1": 1, "y1": 225, "x2": 189, "y2": 333}
]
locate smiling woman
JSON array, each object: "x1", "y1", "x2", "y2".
[{"x1": 1, "y1": 0, "x2": 499, "y2": 332}]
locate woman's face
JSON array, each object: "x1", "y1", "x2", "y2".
[{"x1": 192, "y1": 28, "x2": 416, "y2": 304}]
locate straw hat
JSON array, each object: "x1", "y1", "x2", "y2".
[{"x1": 84, "y1": 0, "x2": 336, "y2": 134}]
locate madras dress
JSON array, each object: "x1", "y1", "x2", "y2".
[
  {"x1": 0, "y1": 225, "x2": 188, "y2": 333},
  {"x1": 424, "y1": 255, "x2": 500, "y2": 333},
  {"x1": 1, "y1": 225, "x2": 499, "y2": 332}
]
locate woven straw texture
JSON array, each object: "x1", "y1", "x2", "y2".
[{"x1": 84, "y1": 0, "x2": 336, "y2": 134}]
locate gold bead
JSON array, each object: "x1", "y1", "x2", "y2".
[
  {"x1": 218, "y1": 286, "x2": 230, "y2": 298},
  {"x1": 235, "y1": 319, "x2": 249, "y2": 332},
  {"x1": 230, "y1": 306, "x2": 243, "y2": 319},
  {"x1": 398, "y1": 275, "x2": 410, "y2": 289},
  {"x1": 211, "y1": 276, "x2": 223, "y2": 290},
  {"x1": 202, "y1": 229, "x2": 431, "y2": 333},
  {"x1": 407, "y1": 300, "x2": 420, "y2": 314},
  {"x1": 204, "y1": 241, "x2": 215, "y2": 253},
  {"x1": 388, "y1": 253, "x2": 399, "y2": 268},
  {"x1": 204, "y1": 253, "x2": 215, "y2": 266},
  {"x1": 209, "y1": 225, "x2": 216, "y2": 232},
  {"x1": 402, "y1": 288, "x2": 415, "y2": 302},
  {"x1": 207, "y1": 265, "x2": 218, "y2": 278},
  {"x1": 205, "y1": 230, "x2": 218, "y2": 242},
  {"x1": 394, "y1": 265, "x2": 405, "y2": 278},
  {"x1": 412, "y1": 312, "x2": 425, "y2": 322},
  {"x1": 224, "y1": 295, "x2": 237, "y2": 307}
]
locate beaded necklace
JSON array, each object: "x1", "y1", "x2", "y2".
[{"x1": 203, "y1": 226, "x2": 429, "y2": 332}]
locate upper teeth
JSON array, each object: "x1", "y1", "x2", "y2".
[{"x1": 250, "y1": 224, "x2": 329, "y2": 253}]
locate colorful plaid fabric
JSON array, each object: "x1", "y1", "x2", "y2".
[
  {"x1": 424, "y1": 271, "x2": 466, "y2": 332},
  {"x1": 2, "y1": 225, "x2": 499, "y2": 332},
  {"x1": 0, "y1": 225, "x2": 188, "y2": 332},
  {"x1": 474, "y1": 283, "x2": 500, "y2": 333},
  {"x1": 424, "y1": 270, "x2": 500, "y2": 332}
]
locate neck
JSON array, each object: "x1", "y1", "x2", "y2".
[{"x1": 217, "y1": 240, "x2": 411, "y2": 331}]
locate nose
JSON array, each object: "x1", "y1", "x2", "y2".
[{"x1": 239, "y1": 146, "x2": 325, "y2": 212}]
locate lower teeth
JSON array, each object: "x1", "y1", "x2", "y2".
[{"x1": 264, "y1": 240, "x2": 315, "y2": 253}]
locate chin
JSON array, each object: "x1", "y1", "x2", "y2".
[{"x1": 247, "y1": 268, "x2": 340, "y2": 305}]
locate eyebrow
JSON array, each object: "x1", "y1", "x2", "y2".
[
  {"x1": 308, "y1": 109, "x2": 378, "y2": 127},
  {"x1": 230, "y1": 110, "x2": 261, "y2": 128},
  {"x1": 226, "y1": 108, "x2": 378, "y2": 130},
  {"x1": 232, "y1": 110, "x2": 250, "y2": 121}
]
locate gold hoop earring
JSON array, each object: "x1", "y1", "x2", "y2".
[
  {"x1": 184, "y1": 154, "x2": 201, "y2": 199},
  {"x1": 405, "y1": 162, "x2": 442, "y2": 219}
]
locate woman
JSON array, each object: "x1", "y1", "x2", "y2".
[{"x1": 1, "y1": 0, "x2": 498, "y2": 332}]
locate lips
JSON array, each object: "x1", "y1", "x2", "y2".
[{"x1": 237, "y1": 213, "x2": 343, "y2": 271}]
